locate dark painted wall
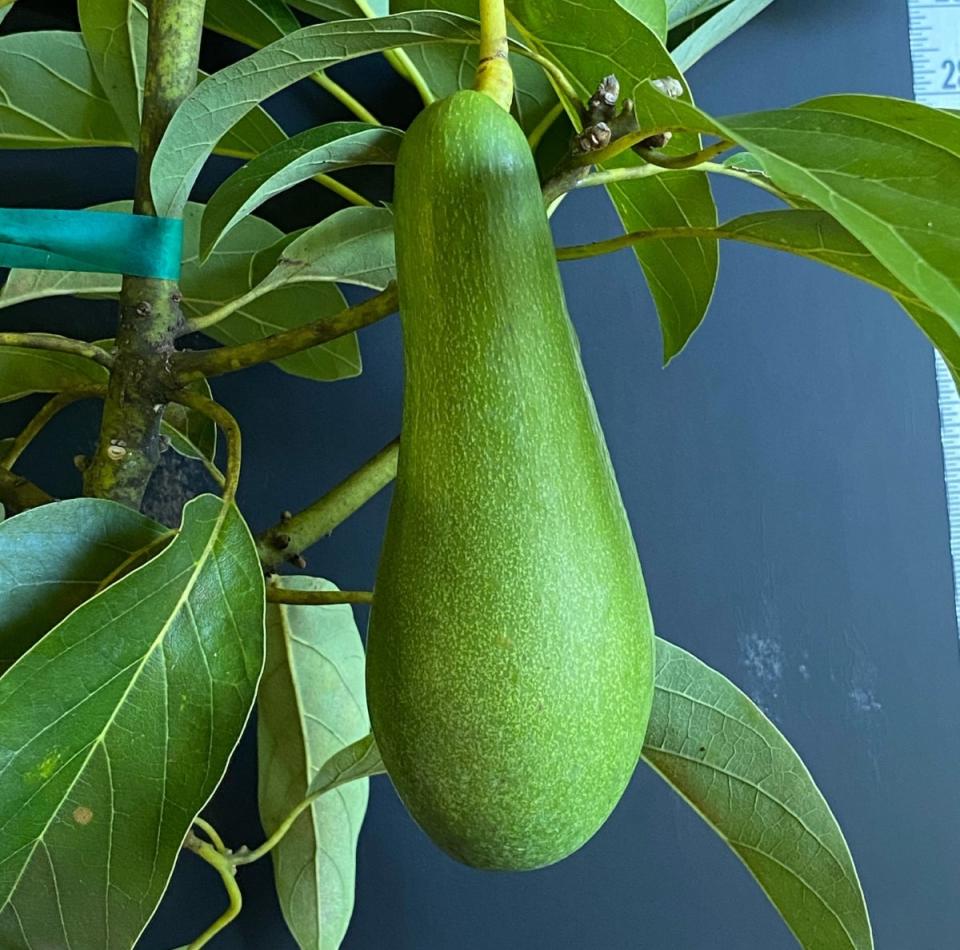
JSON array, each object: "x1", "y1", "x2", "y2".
[{"x1": 2, "y1": 1, "x2": 958, "y2": 947}]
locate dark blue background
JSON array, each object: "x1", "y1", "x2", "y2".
[{"x1": 2, "y1": 1, "x2": 958, "y2": 947}]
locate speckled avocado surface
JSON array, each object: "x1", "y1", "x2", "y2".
[{"x1": 365, "y1": 90, "x2": 655, "y2": 871}]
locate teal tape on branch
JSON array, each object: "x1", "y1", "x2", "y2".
[{"x1": 0, "y1": 209, "x2": 183, "y2": 280}]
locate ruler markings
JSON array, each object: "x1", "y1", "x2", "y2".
[{"x1": 906, "y1": 0, "x2": 960, "y2": 637}]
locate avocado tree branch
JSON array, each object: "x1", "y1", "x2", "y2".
[
  {"x1": 0, "y1": 334, "x2": 115, "y2": 369},
  {"x1": 0, "y1": 468, "x2": 53, "y2": 514},
  {"x1": 265, "y1": 586, "x2": 374, "y2": 605},
  {"x1": 258, "y1": 436, "x2": 399, "y2": 570},
  {"x1": 569, "y1": 161, "x2": 788, "y2": 201},
  {"x1": 82, "y1": 0, "x2": 207, "y2": 508},
  {"x1": 174, "y1": 284, "x2": 399, "y2": 382}
]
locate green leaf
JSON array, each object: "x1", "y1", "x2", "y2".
[
  {"x1": 204, "y1": 0, "x2": 301, "y2": 48},
  {"x1": 511, "y1": 0, "x2": 719, "y2": 361},
  {"x1": 0, "y1": 346, "x2": 108, "y2": 403},
  {"x1": 0, "y1": 0, "x2": 17, "y2": 26},
  {"x1": 722, "y1": 96, "x2": 960, "y2": 336},
  {"x1": 259, "y1": 577, "x2": 372, "y2": 950},
  {"x1": 214, "y1": 85, "x2": 288, "y2": 160},
  {"x1": 706, "y1": 210, "x2": 956, "y2": 363},
  {"x1": 78, "y1": 0, "x2": 146, "y2": 144},
  {"x1": 200, "y1": 122, "x2": 402, "y2": 258},
  {"x1": 161, "y1": 378, "x2": 218, "y2": 463},
  {"x1": 0, "y1": 203, "x2": 357, "y2": 383},
  {"x1": 672, "y1": 0, "x2": 775, "y2": 70},
  {"x1": 0, "y1": 31, "x2": 129, "y2": 148},
  {"x1": 0, "y1": 25, "x2": 282, "y2": 159},
  {"x1": 624, "y1": 85, "x2": 960, "y2": 359},
  {"x1": 150, "y1": 11, "x2": 484, "y2": 215},
  {"x1": 644, "y1": 638, "x2": 873, "y2": 950},
  {"x1": 391, "y1": 0, "x2": 558, "y2": 135},
  {"x1": 0, "y1": 494, "x2": 265, "y2": 949},
  {"x1": 0, "y1": 269, "x2": 119, "y2": 308},
  {"x1": 0, "y1": 498, "x2": 169, "y2": 671},
  {"x1": 723, "y1": 149, "x2": 766, "y2": 175},
  {"x1": 306, "y1": 734, "x2": 385, "y2": 798},
  {"x1": 666, "y1": 0, "x2": 728, "y2": 27},
  {"x1": 616, "y1": 0, "x2": 668, "y2": 39},
  {"x1": 180, "y1": 209, "x2": 359, "y2": 382},
  {"x1": 253, "y1": 206, "x2": 396, "y2": 293}
]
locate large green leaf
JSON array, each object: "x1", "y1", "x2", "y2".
[
  {"x1": 0, "y1": 494, "x2": 265, "y2": 949},
  {"x1": 0, "y1": 268, "x2": 119, "y2": 308},
  {"x1": 0, "y1": 31, "x2": 129, "y2": 148},
  {"x1": 721, "y1": 96, "x2": 960, "y2": 341},
  {"x1": 511, "y1": 0, "x2": 719, "y2": 361},
  {"x1": 0, "y1": 347, "x2": 108, "y2": 403},
  {"x1": 252, "y1": 206, "x2": 396, "y2": 294},
  {"x1": 200, "y1": 122, "x2": 402, "y2": 258},
  {"x1": 0, "y1": 203, "x2": 357, "y2": 382},
  {"x1": 259, "y1": 577, "x2": 371, "y2": 950},
  {"x1": 0, "y1": 26, "x2": 282, "y2": 159},
  {"x1": 391, "y1": 0, "x2": 558, "y2": 135},
  {"x1": 0, "y1": 498, "x2": 169, "y2": 671},
  {"x1": 78, "y1": 0, "x2": 146, "y2": 144},
  {"x1": 150, "y1": 11, "x2": 485, "y2": 215},
  {"x1": 644, "y1": 638, "x2": 873, "y2": 950},
  {"x1": 622, "y1": 84, "x2": 960, "y2": 360},
  {"x1": 672, "y1": 0, "x2": 775, "y2": 70}
]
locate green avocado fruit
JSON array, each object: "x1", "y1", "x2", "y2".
[{"x1": 365, "y1": 90, "x2": 655, "y2": 871}]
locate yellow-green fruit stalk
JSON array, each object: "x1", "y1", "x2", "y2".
[{"x1": 365, "y1": 90, "x2": 654, "y2": 871}]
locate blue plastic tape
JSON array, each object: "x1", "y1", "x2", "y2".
[{"x1": 0, "y1": 208, "x2": 183, "y2": 280}]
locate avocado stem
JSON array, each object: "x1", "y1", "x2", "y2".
[{"x1": 475, "y1": 0, "x2": 514, "y2": 111}]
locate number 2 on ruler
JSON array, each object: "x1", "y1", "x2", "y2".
[{"x1": 944, "y1": 59, "x2": 960, "y2": 89}]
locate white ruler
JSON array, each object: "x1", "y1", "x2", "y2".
[{"x1": 906, "y1": 0, "x2": 960, "y2": 636}]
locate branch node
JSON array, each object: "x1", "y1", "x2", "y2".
[{"x1": 576, "y1": 122, "x2": 612, "y2": 154}]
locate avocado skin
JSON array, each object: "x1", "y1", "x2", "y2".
[{"x1": 365, "y1": 90, "x2": 655, "y2": 871}]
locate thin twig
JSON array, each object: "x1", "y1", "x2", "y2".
[
  {"x1": 258, "y1": 437, "x2": 399, "y2": 570},
  {"x1": 0, "y1": 468, "x2": 53, "y2": 514},
  {"x1": 0, "y1": 333, "x2": 115, "y2": 369},
  {"x1": 175, "y1": 284, "x2": 399, "y2": 382},
  {"x1": 265, "y1": 586, "x2": 374, "y2": 606},
  {"x1": 1, "y1": 386, "x2": 105, "y2": 469},
  {"x1": 311, "y1": 71, "x2": 381, "y2": 125},
  {"x1": 313, "y1": 172, "x2": 374, "y2": 208},
  {"x1": 184, "y1": 833, "x2": 242, "y2": 950},
  {"x1": 192, "y1": 817, "x2": 229, "y2": 855},
  {"x1": 167, "y1": 391, "x2": 242, "y2": 503},
  {"x1": 527, "y1": 101, "x2": 564, "y2": 151}
]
